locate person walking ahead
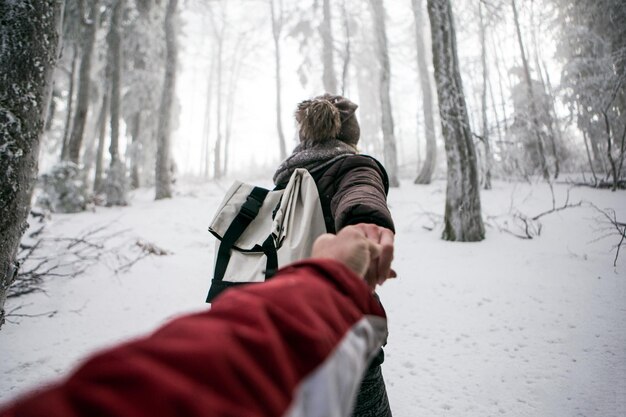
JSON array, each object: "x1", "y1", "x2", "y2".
[{"x1": 274, "y1": 94, "x2": 396, "y2": 417}]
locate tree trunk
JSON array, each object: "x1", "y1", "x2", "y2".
[
  {"x1": 491, "y1": 32, "x2": 509, "y2": 131},
  {"x1": 412, "y1": 0, "x2": 437, "y2": 185},
  {"x1": 94, "y1": 87, "x2": 109, "y2": 193},
  {"x1": 202, "y1": 50, "x2": 215, "y2": 178},
  {"x1": 538, "y1": 59, "x2": 561, "y2": 179},
  {"x1": 156, "y1": 0, "x2": 179, "y2": 200},
  {"x1": 80, "y1": 91, "x2": 102, "y2": 179},
  {"x1": 67, "y1": 0, "x2": 100, "y2": 164},
  {"x1": 105, "y1": 0, "x2": 128, "y2": 206},
  {"x1": 580, "y1": 117, "x2": 598, "y2": 185},
  {"x1": 369, "y1": 0, "x2": 400, "y2": 187},
  {"x1": 340, "y1": 0, "x2": 351, "y2": 96},
  {"x1": 61, "y1": 46, "x2": 79, "y2": 161},
  {"x1": 427, "y1": 0, "x2": 485, "y2": 242},
  {"x1": 45, "y1": 84, "x2": 60, "y2": 131},
  {"x1": 511, "y1": 0, "x2": 550, "y2": 180},
  {"x1": 270, "y1": 0, "x2": 287, "y2": 161},
  {"x1": 320, "y1": 0, "x2": 337, "y2": 93},
  {"x1": 224, "y1": 35, "x2": 249, "y2": 177},
  {"x1": 210, "y1": 3, "x2": 226, "y2": 180},
  {"x1": 488, "y1": 75, "x2": 503, "y2": 144},
  {"x1": 0, "y1": 0, "x2": 64, "y2": 328},
  {"x1": 529, "y1": 1, "x2": 560, "y2": 179},
  {"x1": 213, "y1": 35, "x2": 224, "y2": 179},
  {"x1": 355, "y1": 64, "x2": 382, "y2": 156},
  {"x1": 130, "y1": 111, "x2": 142, "y2": 189},
  {"x1": 479, "y1": 2, "x2": 493, "y2": 190}
]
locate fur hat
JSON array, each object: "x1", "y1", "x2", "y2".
[{"x1": 295, "y1": 94, "x2": 360, "y2": 145}]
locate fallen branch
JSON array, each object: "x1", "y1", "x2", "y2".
[
  {"x1": 4, "y1": 304, "x2": 58, "y2": 324},
  {"x1": 487, "y1": 185, "x2": 583, "y2": 239},
  {"x1": 589, "y1": 203, "x2": 626, "y2": 267}
]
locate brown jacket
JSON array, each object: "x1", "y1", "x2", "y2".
[{"x1": 311, "y1": 155, "x2": 395, "y2": 234}]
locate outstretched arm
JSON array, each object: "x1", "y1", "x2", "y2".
[{"x1": 1, "y1": 226, "x2": 391, "y2": 417}]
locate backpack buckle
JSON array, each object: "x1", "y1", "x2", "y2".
[{"x1": 240, "y1": 193, "x2": 264, "y2": 219}]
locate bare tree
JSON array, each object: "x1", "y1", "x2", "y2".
[
  {"x1": 269, "y1": 0, "x2": 287, "y2": 161},
  {"x1": 201, "y1": 48, "x2": 215, "y2": 178},
  {"x1": 479, "y1": 1, "x2": 494, "y2": 189},
  {"x1": 320, "y1": 0, "x2": 337, "y2": 93},
  {"x1": 94, "y1": 86, "x2": 109, "y2": 193},
  {"x1": 339, "y1": 0, "x2": 351, "y2": 95},
  {"x1": 105, "y1": 0, "x2": 128, "y2": 206},
  {"x1": 61, "y1": 47, "x2": 79, "y2": 161},
  {"x1": 412, "y1": 0, "x2": 437, "y2": 185},
  {"x1": 427, "y1": 0, "x2": 485, "y2": 241},
  {"x1": 67, "y1": 0, "x2": 101, "y2": 164},
  {"x1": 530, "y1": 0, "x2": 560, "y2": 179},
  {"x1": 155, "y1": 0, "x2": 179, "y2": 200},
  {"x1": 0, "y1": 0, "x2": 64, "y2": 328},
  {"x1": 511, "y1": 0, "x2": 550, "y2": 180},
  {"x1": 207, "y1": 1, "x2": 227, "y2": 179},
  {"x1": 369, "y1": 0, "x2": 400, "y2": 187}
]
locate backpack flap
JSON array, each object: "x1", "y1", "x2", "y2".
[
  {"x1": 208, "y1": 181, "x2": 282, "y2": 251},
  {"x1": 273, "y1": 168, "x2": 327, "y2": 265},
  {"x1": 207, "y1": 182, "x2": 284, "y2": 297}
]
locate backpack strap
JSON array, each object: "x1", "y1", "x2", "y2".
[
  {"x1": 211, "y1": 187, "x2": 269, "y2": 290},
  {"x1": 261, "y1": 235, "x2": 278, "y2": 278}
]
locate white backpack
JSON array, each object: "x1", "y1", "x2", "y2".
[{"x1": 206, "y1": 168, "x2": 328, "y2": 302}]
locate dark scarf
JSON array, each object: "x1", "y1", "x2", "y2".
[{"x1": 273, "y1": 139, "x2": 357, "y2": 185}]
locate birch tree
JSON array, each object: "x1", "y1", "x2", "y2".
[
  {"x1": 412, "y1": 0, "x2": 437, "y2": 185},
  {"x1": 369, "y1": 0, "x2": 400, "y2": 187},
  {"x1": 0, "y1": 0, "x2": 64, "y2": 327},
  {"x1": 427, "y1": 0, "x2": 485, "y2": 241}
]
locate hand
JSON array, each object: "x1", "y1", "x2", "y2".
[
  {"x1": 352, "y1": 223, "x2": 396, "y2": 288},
  {"x1": 311, "y1": 224, "x2": 395, "y2": 290}
]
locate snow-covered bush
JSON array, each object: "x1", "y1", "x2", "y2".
[{"x1": 36, "y1": 162, "x2": 89, "y2": 213}]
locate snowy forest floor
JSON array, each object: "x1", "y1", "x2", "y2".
[{"x1": 1, "y1": 178, "x2": 625, "y2": 417}]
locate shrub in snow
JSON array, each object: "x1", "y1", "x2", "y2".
[{"x1": 36, "y1": 162, "x2": 89, "y2": 213}]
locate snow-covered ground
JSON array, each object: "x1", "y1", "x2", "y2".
[{"x1": 1, "y1": 179, "x2": 625, "y2": 417}]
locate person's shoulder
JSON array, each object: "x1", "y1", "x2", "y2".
[{"x1": 334, "y1": 154, "x2": 384, "y2": 172}]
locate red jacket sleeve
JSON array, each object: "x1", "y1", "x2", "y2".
[{"x1": 1, "y1": 259, "x2": 387, "y2": 417}]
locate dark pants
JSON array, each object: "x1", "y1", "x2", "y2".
[{"x1": 351, "y1": 363, "x2": 392, "y2": 417}]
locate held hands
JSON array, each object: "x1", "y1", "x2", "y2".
[{"x1": 311, "y1": 224, "x2": 396, "y2": 290}]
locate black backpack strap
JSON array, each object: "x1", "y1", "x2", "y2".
[
  {"x1": 210, "y1": 187, "x2": 269, "y2": 293},
  {"x1": 261, "y1": 235, "x2": 278, "y2": 278}
]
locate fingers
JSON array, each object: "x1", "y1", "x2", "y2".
[
  {"x1": 377, "y1": 228, "x2": 394, "y2": 281},
  {"x1": 311, "y1": 224, "x2": 395, "y2": 289},
  {"x1": 353, "y1": 223, "x2": 395, "y2": 284}
]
